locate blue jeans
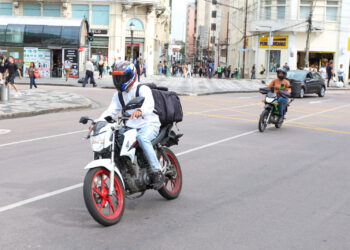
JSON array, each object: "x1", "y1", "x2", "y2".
[
  {"x1": 277, "y1": 96, "x2": 288, "y2": 116},
  {"x1": 30, "y1": 76, "x2": 37, "y2": 89},
  {"x1": 137, "y1": 126, "x2": 161, "y2": 171}
]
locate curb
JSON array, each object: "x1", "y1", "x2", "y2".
[{"x1": 0, "y1": 103, "x2": 92, "y2": 120}]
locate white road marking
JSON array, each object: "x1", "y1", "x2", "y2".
[
  {"x1": 0, "y1": 130, "x2": 87, "y2": 148},
  {"x1": 238, "y1": 96, "x2": 259, "y2": 99},
  {"x1": 0, "y1": 103, "x2": 350, "y2": 213},
  {"x1": 184, "y1": 103, "x2": 257, "y2": 116},
  {"x1": 0, "y1": 129, "x2": 11, "y2": 135}
]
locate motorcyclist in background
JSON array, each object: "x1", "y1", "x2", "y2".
[{"x1": 267, "y1": 68, "x2": 291, "y2": 123}]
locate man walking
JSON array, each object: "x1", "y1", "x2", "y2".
[
  {"x1": 64, "y1": 58, "x2": 72, "y2": 82},
  {"x1": 4, "y1": 56, "x2": 22, "y2": 96},
  {"x1": 83, "y1": 58, "x2": 96, "y2": 87},
  {"x1": 187, "y1": 62, "x2": 192, "y2": 78},
  {"x1": 283, "y1": 62, "x2": 290, "y2": 72},
  {"x1": 326, "y1": 61, "x2": 334, "y2": 88},
  {"x1": 337, "y1": 64, "x2": 344, "y2": 86},
  {"x1": 251, "y1": 64, "x2": 256, "y2": 79}
]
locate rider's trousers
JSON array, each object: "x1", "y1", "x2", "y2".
[
  {"x1": 137, "y1": 126, "x2": 162, "y2": 171},
  {"x1": 277, "y1": 96, "x2": 288, "y2": 116}
]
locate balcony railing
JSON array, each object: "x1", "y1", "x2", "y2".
[{"x1": 126, "y1": 30, "x2": 145, "y2": 38}]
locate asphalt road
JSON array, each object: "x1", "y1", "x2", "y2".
[{"x1": 0, "y1": 86, "x2": 350, "y2": 250}]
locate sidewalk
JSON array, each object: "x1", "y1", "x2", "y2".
[
  {"x1": 0, "y1": 89, "x2": 95, "y2": 120},
  {"x1": 16, "y1": 75, "x2": 350, "y2": 95}
]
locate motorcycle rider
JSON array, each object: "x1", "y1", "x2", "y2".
[
  {"x1": 93, "y1": 61, "x2": 164, "y2": 189},
  {"x1": 267, "y1": 68, "x2": 291, "y2": 123}
]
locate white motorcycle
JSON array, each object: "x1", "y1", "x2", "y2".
[{"x1": 79, "y1": 96, "x2": 183, "y2": 226}]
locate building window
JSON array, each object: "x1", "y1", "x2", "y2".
[
  {"x1": 92, "y1": 5, "x2": 109, "y2": 25},
  {"x1": 0, "y1": 3, "x2": 12, "y2": 15},
  {"x1": 265, "y1": 1, "x2": 271, "y2": 20},
  {"x1": 23, "y1": 3, "x2": 41, "y2": 16},
  {"x1": 277, "y1": 0, "x2": 286, "y2": 19},
  {"x1": 0, "y1": 25, "x2": 6, "y2": 43},
  {"x1": 300, "y1": 0, "x2": 312, "y2": 19},
  {"x1": 72, "y1": 4, "x2": 89, "y2": 19},
  {"x1": 24, "y1": 25, "x2": 44, "y2": 45},
  {"x1": 326, "y1": 1, "x2": 339, "y2": 21},
  {"x1": 5, "y1": 24, "x2": 25, "y2": 44},
  {"x1": 126, "y1": 18, "x2": 144, "y2": 30},
  {"x1": 43, "y1": 4, "x2": 60, "y2": 17}
]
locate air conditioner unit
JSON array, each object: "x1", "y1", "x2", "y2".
[{"x1": 62, "y1": 3, "x2": 68, "y2": 8}]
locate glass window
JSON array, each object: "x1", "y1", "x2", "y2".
[
  {"x1": 277, "y1": 7, "x2": 285, "y2": 19},
  {"x1": 300, "y1": 0, "x2": 312, "y2": 19},
  {"x1": 0, "y1": 3, "x2": 12, "y2": 15},
  {"x1": 43, "y1": 4, "x2": 60, "y2": 17},
  {"x1": 92, "y1": 5, "x2": 109, "y2": 25},
  {"x1": 268, "y1": 50, "x2": 281, "y2": 72},
  {"x1": 126, "y1": 18, "x2": 144, "y2": 30},
  {"x1": 0, "y1": 25, "x2": 6, "y2": 43},
  {"x1": 265, "y1": 1, "x2": 271, "y2": 20},
  {"x1": 312, "y1": 72, "x2": 321, "y2": 79},
  {"x1": 61, "y1": 26, "x2": 80, "y2": 45},
  {"x1": 5, "y1": 24, "x2": 25, "y2": 44},
  {"x1": 23, "y1": 3, "x2": 41, "y2": 16},
  {"x1": 72, "y1": 4, "x2": 89, "y2": 19},
  {"x1": 326, "y1": 1, "x2": 338, "y2": 21},
  {"x1": 42, "y1": 26, "x2": 62, "y2": 45},
  {"x1": 23, "y1": 25, "x2": 44, "y2": 45}
]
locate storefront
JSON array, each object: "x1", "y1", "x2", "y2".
[
  {"x1": 0, "y1": 16, "x2": 89, "y2": 79},
  {"x1": 297, "y1": 51, "x2": 334, "y2": 70},
  {"x1": 259, "y1": 36, "x2": 288, "y2": 72},
  {"x1": 91, "y1": 29, "x2": 109, "y2": 69},
  {"x1": 125, "y1": 38, "x2": 145, "y2": 60}
]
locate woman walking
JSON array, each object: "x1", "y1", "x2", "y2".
[
  {"x1": 26, "y1": 62, "x2": 38, "y2": 89},
  {"x1": 98, "y1": 59, "x2": 104, "y2": 79}
]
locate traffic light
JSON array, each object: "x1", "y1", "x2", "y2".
[{"x1": 87, "y1": 32, "x2": 94, "y2": 42}]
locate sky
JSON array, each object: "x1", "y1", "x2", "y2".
[{"x1": 171, "y1": 0, "x2": 194, "y2": 41}]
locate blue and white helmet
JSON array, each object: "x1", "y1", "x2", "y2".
[{"x1": 112, "y1": 61, "x2": 137, "y2": 92}]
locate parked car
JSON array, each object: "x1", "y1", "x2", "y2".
[{"x1": 286, "y1": 70, "x2": 326, "y2": 98}]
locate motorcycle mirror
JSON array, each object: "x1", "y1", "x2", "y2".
[
  {"x1": 124, "y1": 96, "x2": 145, "y2": 111},
  {"x1": 79, "y1": 116, "x2": 90, "y2": 124}
]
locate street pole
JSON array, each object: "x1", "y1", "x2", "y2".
[
  {"x1": 242, "y1": 0, "x2": 248, "y2": 79},
  {"x1": 131, "y1": 30, "x2": 134, "y2": 61},
  {"x1": 238, "y1": 50, "x2": 241, "y2": 80},
  {"x1": 266, "y1": 27, "x2": 272, "y2": 84},
  {"x1": 304, "y1": 11, "x2": 312, "y2": 69}
]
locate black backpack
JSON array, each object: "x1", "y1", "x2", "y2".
[{"x1": 118, "y1": 83, "x2": 183, "y2": 126}]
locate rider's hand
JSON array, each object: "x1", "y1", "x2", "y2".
[
  {"x1": 89, "y1": 124, "x2": 94, "y2": 132},
  {"x1": 131, "y1": 110, "x2": 142, "y2": 120}
]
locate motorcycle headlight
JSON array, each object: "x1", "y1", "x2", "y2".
[
  {"x1": 265, "y1": 97, "x2": 275, "y2": 103},
  {"x1": 90, "y1": 133, "x2": 106, "y2": 152}
]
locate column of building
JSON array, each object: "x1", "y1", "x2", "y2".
[{"x1": 145, "y1": 7, "x2": 156, "y2": 75}]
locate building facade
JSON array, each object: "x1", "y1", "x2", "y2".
[
  {"x1": 0, "y1": 0, "x2": 171, "y2": 77},
  {"x1": 185, "y1": 3, "x2": 195, "y2": 63},
  {"x1": 228, "y1": 0, "x2": 350, "y2": 80}
]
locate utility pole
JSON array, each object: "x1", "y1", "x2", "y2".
[
  {"x1": 208, "y1": 27, "x2": 210, "y2": 62},
  {"x1": 242, "y1": 0, "x2": 248, "y2": 79},
  {"x1": 304, "y1": 9, "x2": 313, "y2": 69}
]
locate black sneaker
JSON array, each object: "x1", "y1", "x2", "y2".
[
  {"x1": 152, "y1": 171, "x2": 165, "y2": 190},
  {"x1": 277, "y1": 116, "x2": 284, "y2": 124}
]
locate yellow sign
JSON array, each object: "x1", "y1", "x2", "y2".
[
  {"x1": 259, "y1": 36, "x2": 288, "y2": 49},
  {"x1": 348, "y1": 38, "x2": 350, "y2": 50}
]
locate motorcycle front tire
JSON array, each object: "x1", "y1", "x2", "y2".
[{"x1": 258, "y1": 110, "x2": 269, "y2": 132}]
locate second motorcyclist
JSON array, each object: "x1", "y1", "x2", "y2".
[
  {"x1": 267, "y1": 68, "x2": 291, "y2": 123},
  {"x1": 95, "y1": 61, "x2": 164, "y2": 189}
]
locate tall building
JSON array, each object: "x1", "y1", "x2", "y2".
[
  {"x1": 0, "y1": 0, "x2": 171, "y2": 78},
  {"x1": 228, "y1": 0, "x2": 350, "y2": 79},
  {"x1": 194, "y1": 0, "x2": 231, "y2": 67},
  {"x1": 185, "y1": 3, "x2": 195, "y2": 62}
]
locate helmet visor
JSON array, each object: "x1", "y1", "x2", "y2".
[{"x1": 113, "y1": 72, "x2": 133, "y2": 91}]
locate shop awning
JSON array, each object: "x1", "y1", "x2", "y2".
[{"x1": 0, "y1": 16, "x2": 89, "y2": 48}]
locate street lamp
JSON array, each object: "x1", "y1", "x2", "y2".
[{"x1": 129, "y1": 22, "x2": 135, "y2": 62}]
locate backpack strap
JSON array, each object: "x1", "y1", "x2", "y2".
[
  {"x1": 136, "y1": 84, "x2": 143, "y2": 97},
  {"x1": 118, "y1": 91, "x2": 125, "y2": 108}
]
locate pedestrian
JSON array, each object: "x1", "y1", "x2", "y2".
[
  {"x1": 187, "y1": 62, "x2": 192, "y2": 78},
  {"x1": 64, "y1": 58, "x2": 72, "y2": 82},
  {"x1": 208, "y1": 61, "x2": 214, "y2": 78},
  {"x1": 319, "y1": 66, "x2": 327, "y2": 79},
  {"x1": 283, "y1": 62, "x2": 290, "y2": 72},
  {"x1": 260, "y1": 65, "x2": 265, "y2": 75},
  {"x1": 103, "y1": 57, "x2": 108, "y2": 76},
  {"x1": 98, "y1": 59, "x2": 104, "y2": 79},
  {"x1": 26, "y1": 62, "x2": 38, "y2": 89},
  {"x1": 251, "y1": 64, "x2": 256, "y2": 79},
  {"x1": 182, "y1": 63, "x2": 187, "y2": 78},
  {"x1": 0, "y1": 54, "x2": 5, "y2": 84},
  {"x1": 326, "y1": 60, "x2": 334, "y2": 87},
  {"x1": 199, "y1": 65, "x2": 203, "y2": 77},
  {"x1": 4, "y1": 56, "x2": 22, "y2": 96},
  {"x1": 142, "y1": 59, "x2": 147, "y2": 77},
  {"x1": 83, "y1": 58, "x2": 97, "y2": 87},
  {"x1": 227, "y1": 65, "x2": 231, "y2": 78},
  {"x1": 337, "y1": 64, "x2": 344, "y2": 85},
  {"x1": 217, "y1": 65, "x2": 222, "y2": 78},
  {"x1": 157, "y1": 61, "x2": 163, "y2": 75},
  {"x1": 135, "y1": 58, "x2": 141, "y2": 82}
]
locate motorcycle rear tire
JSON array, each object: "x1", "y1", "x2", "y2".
[
  {"x1": 258, "y1": 110, "x2": 269, "y2": 132},
  {"x1": 158, "y1": 148, "x2": 183, "y2": 200},
  {"x1": 83, "y1": 167, "x2": 125, "y2": 226}
]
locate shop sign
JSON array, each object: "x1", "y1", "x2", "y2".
[
  {"x1": 78, "y1": 47, "x2": 85, "y2": 52},
  {"x1": 348, "y1": 38, "x2": 350, "y2": 50},
  {"x1": 259, "y1": 36, "x2": 288, "y2": 49},
  {"x1": 64, "y1": 49, "x2": 79, "y2": 78},
  {"x1": 23, "y1": 48, "x2": 51, "y2": 78},
  {"x1": 91, "y1": 29, "x2": 108, "y2": 35}
]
